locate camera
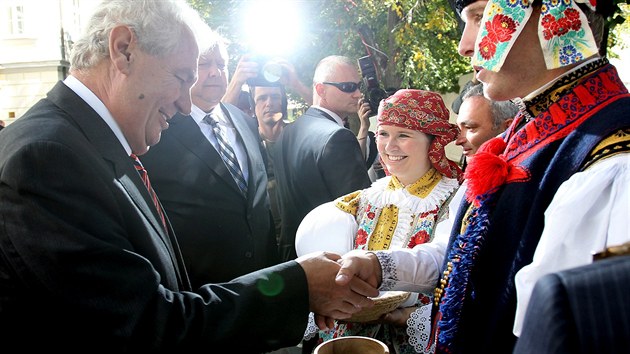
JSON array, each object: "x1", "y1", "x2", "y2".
[
  {"x1": 358, "y1": 55, "x2": 388, "y2": 114},
  {"x1": 246, "y1": 55, "x2": 283, "y2": 87}
]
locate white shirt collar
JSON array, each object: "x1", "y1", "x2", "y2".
[
  {"x1": 63, "y1": 75, "x2": 132, "y2": 156},
  {"x1": 191, "y1": 104, "x2": 230, "y2": 127},
  {"x1": 312, "y1": 105, "x2": 345, "y2": 127}
]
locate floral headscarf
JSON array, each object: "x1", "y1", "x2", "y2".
[
  {"x1": 378, "y1": 89, "x2": 462, "y2": 181},
  {"x1": 472, "y1": 0, "x2": 599, "y2": 71}
]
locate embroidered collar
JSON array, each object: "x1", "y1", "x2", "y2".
[
  {"x1": 512, "y1": 58, "x2": 608, "y2": 121},
  {"x1": 388, "y1": 168, "x2": 442, "y2": 198}
]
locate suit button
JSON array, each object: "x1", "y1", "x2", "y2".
[{"x1": 245, "y1": 252, "x2": 253, "y2": 258}]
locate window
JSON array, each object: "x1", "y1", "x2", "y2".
[{"x1": 8, "y1": 4, "x2": 25, "y2": 35}]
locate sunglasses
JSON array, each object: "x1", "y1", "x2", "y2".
[{"x1": 322, "y1": 81, "x2": 363, "y2": 93}]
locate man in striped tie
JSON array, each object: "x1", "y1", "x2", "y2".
[{"x1": 141, "y1": 24, "x2": 280, "y2": 288}]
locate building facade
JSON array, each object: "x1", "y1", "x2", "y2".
[{"x1": 0, "y1": 0, "x2": 97, "y2": 125}]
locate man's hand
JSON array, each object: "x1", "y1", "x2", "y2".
[
  {"x1": 297, "y1": 252, "x2": 378, "y2": 325},
  {"x1": 356, "y1": 99, "x2": 372, "y2": 158},
  {"x1": 275, "y1": 58, "x2": 313, "y2": 105},
  {"x1": 335, "y1": 250, "x2": 382, "y2": 289},
  {"x1": 357, "y1": 99, "x2": 372, "y2": 131},
  {"x1": 222, "y1": 55, "x2": 259, "y2": 106}
]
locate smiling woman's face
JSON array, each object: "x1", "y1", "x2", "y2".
[{"x1": 377, "y1": 124, "x2": 432, "y2": 185}]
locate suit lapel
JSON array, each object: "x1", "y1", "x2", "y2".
[{"x1": 115, "y1": 161, "x2": 188, "y2": 289}]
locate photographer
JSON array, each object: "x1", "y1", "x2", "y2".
[
  {"x1": 223, "y1": 54, "x2": 312, "y2": 111},
  {"x1": 356, "y1": 56, "x2": 391, "y2": 181}
]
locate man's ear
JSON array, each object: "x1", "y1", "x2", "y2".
[
  {"x1": 109, "y1": 25, "x2": 134, "y2": 75},
  {"x1": 314, "y1": 82, "x2": 326, "y2": 98}
]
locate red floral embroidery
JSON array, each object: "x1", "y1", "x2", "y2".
[
  {"x1": 407, "y1": 230, "x2": 430, "y2": 248},
  {"x1": 478, "y1": 36, "x2": 496, "y2": 60},
  {"x1": 478, "y1": 15, "x2": 517, "y2": 60},
  {"x1": 540, "y1": 8, "x2": 583, "y2": 41},
  {"x1": 419, "y1": 210, "x2": 432, "y2": 219},
  {"x1": 565, "y1": 8, "x2": 579, "y2": 21},
  {"x1": 419, "y1": 294, "x2": 431, "y2": 305},
  {"x1": 486, "y1": 14, "x2": 517, "y2": 42},
  {"x1": 367, "y1": 211, "x2": 376, "y2": 220},
  {"x1": 356, "y1": 229, "x2": 368, "y2": 246}
]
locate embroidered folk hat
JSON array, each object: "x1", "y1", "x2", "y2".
[
  {"x1": 377, "y1": 89, "x2": 462, "y2": 181},
  {"x1": 472, "y1": 0, "x2": 602, "y2": 71}
]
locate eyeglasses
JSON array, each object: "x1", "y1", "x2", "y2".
[{"x1": 322, "y1": 81, "x2": 363, "y2": 93}]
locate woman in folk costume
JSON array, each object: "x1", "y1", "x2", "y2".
[{"x1": 296, "y1": 89, "x2": 462, "y2": 354}]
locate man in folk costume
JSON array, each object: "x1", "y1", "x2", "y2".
[
  {"x1": 334, "y1": 0, "x2": 630, "y2": 352},
  {"x1": 436, "y1": 0, "x2": 630, "y2": 351}
]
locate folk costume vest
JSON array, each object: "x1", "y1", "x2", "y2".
[
  {"x1": 433, "y1": 59, "x2": 630, "y2": 354},
  {"x1": 322, "y1": 170, "x2": 459, "y2": 354}
]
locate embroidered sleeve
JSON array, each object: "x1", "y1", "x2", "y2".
[{"x1": 375, "y1": 251, "x2": 398, "y2": 291}]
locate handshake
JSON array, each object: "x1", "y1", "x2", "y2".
[{"x1": 296, "y1": 250, "x2": 383, "y2": 329}]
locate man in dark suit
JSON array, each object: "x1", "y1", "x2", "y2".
[
  {"x1": 0, "y1": 1, "x2": 377, "y2": 351},
  {"x1": 141, "y1": 26, "x2": 278, "y2": 287},
  {"x1": 514, "y1": 253, "x2": 630, "y2": 354},
  {"x1": 273, "y1": 55, "x2": 372, "y2": 262}
]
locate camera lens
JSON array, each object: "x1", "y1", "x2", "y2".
[{"x1": 262, "y1": 62, "x2": 282, "y2": 83}]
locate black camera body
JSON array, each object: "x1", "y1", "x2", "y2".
[
  {"x1": 358, "y1": 55, "x2": 388, "y2": 114},
  {"x1": 246, "y1": 55, "x2": 283, "y2": 87}
]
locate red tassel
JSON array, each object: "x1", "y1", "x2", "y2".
[
  {"x1": 464, "y1": 137, "x2": 530, "y2": 204},
  {"x1": 479, "y1": 137, "x2": 507, "y2": 155},
  {"x1": 465, "y1": 151, "x2": 509, "y2": 203}
]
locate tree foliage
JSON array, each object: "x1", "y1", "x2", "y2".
[
  {"x1": 188, "y1": 0, "x2": 471, "y2": 95},
  {"x1": 187, "y1": 0, "x2": 628, "y2": 96}
]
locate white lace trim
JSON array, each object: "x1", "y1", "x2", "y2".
[
  {"x1": 303, "y1": 312, "x2": 319, "y2": 341},
  {"x1": 406, "y1": 302, "x2": 436, "y2": 354}
]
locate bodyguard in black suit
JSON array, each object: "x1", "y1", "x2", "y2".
[
  {"x1": 0, "y1": 2, "x2": 377, "y2": 351},
  {"x1": 273, "y1": 55, "x2": 372, "y2": 261}
]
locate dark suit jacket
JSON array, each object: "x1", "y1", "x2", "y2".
[
  {"x1": 0, "y1": 82, "x2": 308, "y2": 352},
  {"x1": 272, "y1": 107, "x2": 371, "y2": 261},
  {"x1": 514, "y1": 255, "x2": 630, "y2": 354},
  {"x1": 141, "y1": 104, "x2": 278, "y2": 287}
]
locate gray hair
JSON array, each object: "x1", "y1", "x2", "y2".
[
  {"x1": 313, "y1": 55, "x2": 357, "y2": 83},
  {"x1": 462, "y1": 83, "x2": 518, "y2": 128},
  {"x1": 191, "y1": 20, "x2": 229, "y2": 58},
  {"x1": 70, "y1": 0, "x2": 202, "y2": 71}
]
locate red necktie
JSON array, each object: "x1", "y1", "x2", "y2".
[{"x1": 130, "y1": 153, "x2": 167, "y2": 231}]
